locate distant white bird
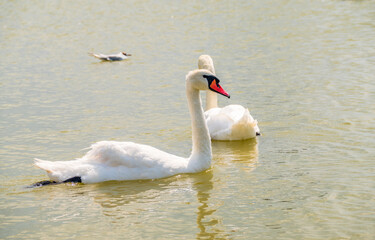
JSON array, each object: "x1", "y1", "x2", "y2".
[
  {"x1": 199, "y1": 55, "x2": 260, "y2": 140},
  {"x1": 89, "y1": 52, "x2": 132, "y2": 61}
]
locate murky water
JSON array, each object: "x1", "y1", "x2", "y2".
[{"x1": 1, "y1": 0, "x2": 374, "y2": 239}]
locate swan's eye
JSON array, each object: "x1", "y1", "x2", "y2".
[
  {"x1": 203, "y1": 75, "x2": 220, "y2": 90},
  {"x1": 203, "y1": 75, "x2": 217, "y2": 85}
]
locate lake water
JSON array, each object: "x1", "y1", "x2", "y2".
[{"x1": 1, "y1": 0, "x2": 374, "y2": 239}]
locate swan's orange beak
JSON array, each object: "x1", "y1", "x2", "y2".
[{"x1": 209, "y1": 79, "x2": 230, "y2": 98}]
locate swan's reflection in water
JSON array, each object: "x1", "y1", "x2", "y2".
[
  {"x1": 90, "y1": 178, "x2": 174, "y2": 218},
  {"x1": 212, "y1": 138, "x2": 259, "y2": 172},
  {"x1": 193, "y1": 170, "x2": 228, "y2": 239},
  {"x1": 194, "y1": 138, "x2": 259, "y2": 239},
  {"x1": 87, "y1": 139, "x2": 258, "y2": 238}
]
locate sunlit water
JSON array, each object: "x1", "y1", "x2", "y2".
[{"x1": 1, "y1": 0, "x2": 374, "y2": 239}]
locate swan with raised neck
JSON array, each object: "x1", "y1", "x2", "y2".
[
  {"x1": 199, "y1": 55, "x2": 260, "y2": 140},
  {"x1": 198, "y1": 55, "x2": 218, "y2": 110},
  {"x1": 33, "y1": 69, "x2": 230, "y2": 184}
]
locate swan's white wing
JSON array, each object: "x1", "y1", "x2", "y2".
[
  {"x1": 205, "y1": 105, "x2": 260, "y2": 140},
  {"x1": 34, "y1": 141, "x2": 188, "y2": 183},
  {"x1": 220, "y1": 105, "x2": 249, "y2": 122},
  {"x1": 83, "y1": 141, "x2": 185, "y2": 168},
  {"x1": 205, "y1": 107, "x2": 233, "y2": 140}
]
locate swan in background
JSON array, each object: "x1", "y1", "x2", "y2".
[
  {"x1": 34, "y1": 69, "x2": 230, "y2": 184},
  {"x1": 198, "y1": 55, "x2": 260, "y2": 141},
  {"x1": 89, "y1": 52, "x2": 131, "y2": 61}
]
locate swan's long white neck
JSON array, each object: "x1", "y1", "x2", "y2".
[
  {"x1": 198, "y1": 56, "x2": 218, "y2": 110},
  {"x1": 206, "y1": 85, "x2": 218, "y2": 110},
  {"x1": 186, "y1": 81, "x2": 212, "y2": 171}
]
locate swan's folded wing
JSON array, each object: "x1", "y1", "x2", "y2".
[
  {"x1": 82, "y1": 141, "x2": 186, "y2": 169},
  {"x1": 220, "y1": 105, "x2": 248, "y2": 123},
  {"x1": 205, "y1": 108, "x2": 233, "y2": 139},
  {"x1": 205, "y1": 105, "x2": 260, "y2": 140}
]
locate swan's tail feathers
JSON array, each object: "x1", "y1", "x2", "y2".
[
  {"x1": 244, "y1": 109, "x2": 260, "y2": 133},
  {"x1": 253, "y1": 119, "x2": 261, "y2": 136},
  {"x1": 34, "y1": 158, "x2": 63, "y2": 182},
  {"x1": 34, "y1": 158, "x2": 83, "y2": 183},
  {"x1": 250, "y1": 119, "x2": 258, "y2": 128},
  {"x1": 230, "y1": 110, "x2": 260, "y2": 140},
  {"x1": 34, "y1": 158, "x2": 53, "y2": 174}
]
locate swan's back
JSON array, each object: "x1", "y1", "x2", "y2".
[
  {"x1": 83, "y1": 141, "x2": 185, "y2": 168},
  {"x1": 205, "y1": 105, "x2": 259, "y2": 140},
  {"x1": 35, "y1": 141, "x2": 189, "y2": 183}
]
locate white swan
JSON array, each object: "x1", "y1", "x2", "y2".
[
  {"x1": 34, "y1": 69, "x2": 230, "y2": 184},
  {"x1": 198, "y1": 55, "x2": 260, "y2": 141},
  {"x1": 89, "y1": 52, "x2": 131, "y2": 61}
]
